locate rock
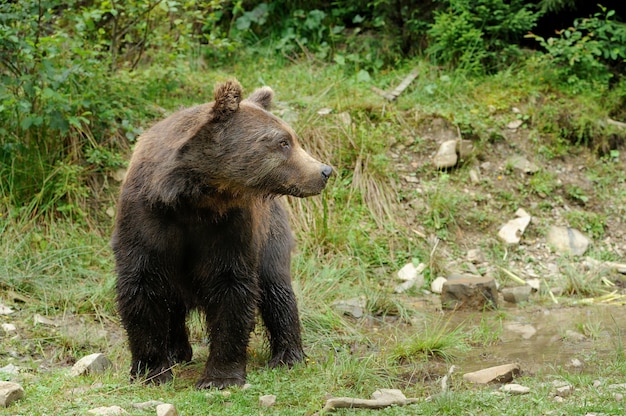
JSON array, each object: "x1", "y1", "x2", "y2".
[
  {"x1": 507, "y1": 155, "x2": 539, "y2": 174},
  {"x1": 430, "y1": 276, "x2": 447, "y2": 294},
  {"x1": 555, "y1": 385, "x2": 574, "y2": 397},
  {"x1": 0, "y1": 304, "x2": 14, "y2": 315},
  {"x1": 526, "y1": 278, "x2": 541, "y2": 291},
  {"x1": 87, "y1": 406, "x2": 127, "y2": 415},
  {"x1": 583, "y1": 257, "x2": 626, "y2": 274},
  {"x1": 259, "y1": 394, "x2": 277, "y2": 407},
  {"x1": 570, "y1": 358, "x2": 583, "y2": 368},
  {"x1": 441, "y1": 276, "x2": 498, "y2": 310},
  {"x1": 498, "y1": 215, "x2": 531, "y2": 245},
  {"x1": 243, "y1": 383, "x2": 252, "y2": 390},
  {"x1": 456, "y1": 139, "x2": 474, "y2": 159},
  {"x1": 394, "y1": 279, "x2": 416, "y2": 294},
  {"x1": 394, "y1": 262, "x2": 425, "y2": 293},
  {"x1": 337, "y1": 112, "x2": 352, "y2": 127},
  {"x1": 502, "y1": 286, "x2": 532, "y2": 304},
  {"x1": 507, "y1": 119, "x2": 523, "y2": 129},
  {"x1": 156, "y1": 403, "x2": 178, "y2": 416},
  {"x1": 106, "y1": 207, "x2": 116, "y2": 218},
  {"x1": 609, "y1": 383, "x2": 626, "y2": 389},
  {"x1": 371, "y1": 389, "x2": 407, "y2": 401},
  {"x1": 466, "y1": 249, "x2": 485, "y2": 264},
  {"x1": 317, "y1": 107, "x2": 332, "y2": 115},
  {"x1": 70, "y1": 353, "x2": 113, "y2": 376},
  {"x1": 397, "y1": 262, "x2": 425, "y2": 281},
  {"x1": 463, "y1": 363, "x2": 521, "y2": 384},
  {"x1": 132, "y1": 400, "x2": 164, "y2": 410},
  {"x1": 469, "y1": 169, "x2": 480, "y2": 184},
  {"x1": 501, "y1": 383, "x2": 530, "y2": 395},
  {"x1": 505, "y1": 323, "x2": 536, "y2": 339},
  {"x1": 546, "y1": 226, "x2": 590, "y2": 256},
  {"x1": 1, "y1": 323, "x2": 16, "y2": 333},
  {"x1": 0, "y1": 381, "x2": 24, "y2": 407},
  {"x1": 397, "y1": 263, "x2": 417, "y2": 280},
  {"x1": 433, "y1": 140, "x2": 458, "y2": 169},
  {"x1": 332, "y1": 297, "x2": 366, "y2": 318},
  {"x1": 564, "y1": 330, "x2": 587, "y2": 342},
  {"x1": 616, "y1": 393, "x2": 624, "y2": 402},
  {"x1": 0, "y1": 364, "x2": 20, "y2": 375},
  {"x1": 33, "y1": 313, "x2": 59, "y2": 326}
]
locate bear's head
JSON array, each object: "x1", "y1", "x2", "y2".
[
  {"x1": 128, "y1": 80, "x2": 332, "y2": 207},
  {"x1": 186, "y1": 80, "x2": 332, "y2": 199}
]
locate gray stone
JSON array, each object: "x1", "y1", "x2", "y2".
[
  {"x1": 0, "y1": 364, "x2": 19, "y2": 375},
  {"x1": 430, "y1": 276, "x2": 447, "y2": 294},
  {"x1": 397, "y1": 263, "x2": 421, "y2": 281},
  {"x1": 441, "y1": 276, "x2": 498, "y2": 310},
  {"x1": 132, "y1": 401, "x2": 164, "y2": 410},
  {"x1": 507, "y1": 119, "x2": 523, "y2": 130},
  {"x1": 71, "y1": 353, "x2": 113, "y2": 376},
  {"x1": 0, "y1": 381, "x2": 24, "y2": 407},
  {"x1": 33, "y1": 313, "x2": 59, "y2": 326},
  {"x1": 87, "y1": 406, "x2": 127, "y2": 415},
  {"x1": 546, "y1": 226, "x2": 590, "y2": 256},
  {"x1": 469, "y1": 169, "x2": 480, "y2": 184},
  {"x1": 508, "y1": 155, "x2": 539, "y2": 174},
  {"x1": 332, "y1": 297, "x2": 366, "y2": 318},
  {"x1": 394, "y1": 279, "x2": 416, "y2": 294},
  {"x1": 466, "y1": 249, "x2": 485, "y2": 264},
  {"x1": 555, "y1": 385, "x2": 574, "y2": 397},
  {"x1": 456, "y1": 139, "x2": 474, "y2": 159},
  {"x1": 259, "y1": 394, "x2": 277, "y2": 407},
  {"x1": 433, "y1": 140, "x2": 458, "y2": 169},
  {"x1": 502, "y1": 286, "x2": 532, "y2": 304},
  {"x1": 498, "y1": 215, "x2": 531, "y2": 244},
  {"x1": 0, "y1": 304, "x2": 14, "y2": 315},
  {"x1": 156, "y1": 403, "x2": 178, "y2": 416},
  {"x1": 463, "y1": 363, "x2": 521, "y2": 384},
  {"x1": 501, "y1": 383, "x2": 530, "y2": 394},
  {"x1": 1, "y1": 323, "x2": 16, "y2": 333},
  {"x1": 565, "y1": 330, "x2": 587, "y2": 342}
]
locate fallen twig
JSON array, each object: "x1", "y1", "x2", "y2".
[
  {"x1": 321, "y1": 389, "x2": 419, "y2": 413},
  {"x1": 371, "y1": 69, "x2": 420, "y2": 101}
]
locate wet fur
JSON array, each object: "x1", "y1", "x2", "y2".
[{"x1": 112, "y1": 80, "x2": 330, "y2": 388}]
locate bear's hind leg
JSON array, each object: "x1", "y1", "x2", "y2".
[{"x1": 167, "y1": 301, "x2": 193, "y2": 365}]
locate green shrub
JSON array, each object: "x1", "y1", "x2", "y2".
[
  {"x1": 526, "y1": 6, "x2": 626, "y2": 88},
  {"x1": 426, "y1": 0, "x2": 541, "y2": 73}
]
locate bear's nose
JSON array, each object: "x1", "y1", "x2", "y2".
[{"x1": 321, "y1": 165, "x2": 333, "y2": 180}]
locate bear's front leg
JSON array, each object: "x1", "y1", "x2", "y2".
[
  {"x1": 196, "y1": 282, "x2": 258, "y2": 389},
  {"x1": 259, "y1": 203, "x2": 305, "y2": 368}
]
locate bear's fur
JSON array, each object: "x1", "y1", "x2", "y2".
[{"x1": 111, "y1": 80, "x2": 332, "y2": 389}]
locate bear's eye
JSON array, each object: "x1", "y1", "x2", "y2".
[{"x1": 279, "y1": 139, "x2": 291, "y2": 150}]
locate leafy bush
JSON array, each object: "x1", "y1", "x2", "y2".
[
  {"x1": 426, "y1": 0, "x2": 542, "y2": 73},
  {"x1": 527, "y1": 6, "x2": 626, "y2": 88}
]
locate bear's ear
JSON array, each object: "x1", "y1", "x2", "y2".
[
  {"x1": 213, "y1": 80, "x2": 243, "y2": 119},
  {"x1": 247, "y1": 86, "x2": 274, "y2": 111}
]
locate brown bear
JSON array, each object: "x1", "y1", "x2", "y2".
[{"x1": 111, "y1": 79, "x2": 332, "y2": 389}]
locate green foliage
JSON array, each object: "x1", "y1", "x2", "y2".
[
  {"x1": 527, "y1": 6, "x2": 626, "y2": 88},
  {"x1": 427, "y1": 0, "x2": 541, "y2": 73},
  {"x1": 563, "y1": 209, "x2": 606, "y2": 239}
]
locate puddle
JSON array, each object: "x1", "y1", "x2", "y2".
[{"x1": 446, "y1": 304, "x2": 626, "y2": 374}]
